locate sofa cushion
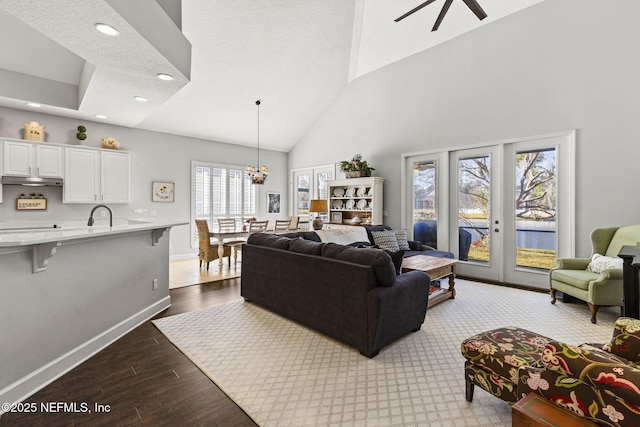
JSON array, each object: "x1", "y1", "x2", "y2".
[
  {"x1": 247, "y1": 233, "x2": 292, "y2": 250},
  {"x1": 321, "y1": 243, "x2": 396, "y2": 286},
  {"x1": 404, "y1": 249, "x2": 454, "y2": 259},
  {"x1": 289, "y1": 238, "x2": 324, "y2": 255},
  {"x1": 371, "y1": 230, "x2": 401, "y2": 251}
]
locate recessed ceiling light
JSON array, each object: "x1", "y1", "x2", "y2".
[
  {"x1": 26, "y1": 102, "x2": 41, "y2": 107},
  {"x1": 94, "y1": 23, "x2": 119, "y2": 36},
  {"x1": 95, "y1": 114, "x2": 108, "y2": 119},
  {"x1": 156, "y1": 73, "x2": 174, "y2": 81},
  {"x1": 133, "y1": 96, "x2": 148, "y2": 102}
]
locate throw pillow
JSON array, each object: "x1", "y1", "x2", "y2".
[
  {"x1": 587, "y1": 253, "x2": 623, "y2": 273},
  {"x1": 371, "y1": 230, "x2": 400, "y2": 251},
  {"x1": 394, "y1": 229, "x2": 411, "y2": 251},
  {"x1": 384, "y1": 250, "x2": 405, "y2": 275}
]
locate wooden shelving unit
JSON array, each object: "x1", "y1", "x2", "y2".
[{"x1": 327, "y1": 177, "x2": 384, "y2": 226}]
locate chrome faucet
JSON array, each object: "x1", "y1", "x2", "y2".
[{"x1": 87, "y1": 204, "x2": 113, "y2": 227}]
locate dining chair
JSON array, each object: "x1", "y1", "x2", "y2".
[
  {"x1": 217, "y1": 218, "x2": 245, "y2": 268},
  {"x1": 286, "y1": 216, "x2": 300, "y2": 230},
  {"x1": 195, "y1": 219, "x2": 232, "y2": 270},
  {"x1": 273, "y1": 219, "x2": 292, "y2": 233},
  {"x1": 249, "y1": 220, "x2": 269, "y2": 232}
]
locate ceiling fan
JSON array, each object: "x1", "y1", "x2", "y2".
[{"x1": 395, "y1": 0, "x2": 488, "y2": 32}]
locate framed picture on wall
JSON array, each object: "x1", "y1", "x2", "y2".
[
  {"x1": 331, "y1": 212, "x2": 342, "y2": 223},
  {"x1": 152, "y1": 181, "x2": 175, "y2": 202},
  {"x1": 267, "y1": 192, "x2": 281, "y2": 214}
]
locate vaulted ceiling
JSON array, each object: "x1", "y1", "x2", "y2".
[{"x1": 0, "y1": 0, "x2": 543, "y2": 152}]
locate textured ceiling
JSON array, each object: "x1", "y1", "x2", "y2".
[{"x1": 0, "y1": 0, "x2": 544, "y2": 152}]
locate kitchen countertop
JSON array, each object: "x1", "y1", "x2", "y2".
[{"x1": 0, "y1": 219, "x2": 187, "y2": 247}]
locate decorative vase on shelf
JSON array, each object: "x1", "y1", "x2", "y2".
[
  {"x1": 23, "y1": 121, "x2": 45, "y2": 142},
  {"x1": 102, "y1": 137, "x2": 121, "y2": 149}
]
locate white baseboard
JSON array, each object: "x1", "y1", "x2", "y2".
[
  {"x1": 0, "y1": 296, "x2": 171, "y2": 412},
  {"x1": 170, "y1": 252, "x2": 197, "y2": 261}
]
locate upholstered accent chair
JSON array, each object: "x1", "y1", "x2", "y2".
[
  {"x1": 413, "y1": 220, "x2": 472, "y2": 261},
  {"x1": 550, "y1": 225, "x2": 640, "y2": 323},
  {"x1": 195, "y1": 219, "x2": 232, "y2": 270},
  {"x1": 462, "y1": 318, "x2": 640, "y2": 426}
]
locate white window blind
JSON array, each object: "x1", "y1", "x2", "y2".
[{"x1": 191, "y1": 161, "x2": 255, "y2": 247}]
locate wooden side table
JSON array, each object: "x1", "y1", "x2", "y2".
[{"x1": 512, "y1": 393, "x2": 597, "y2": 427}]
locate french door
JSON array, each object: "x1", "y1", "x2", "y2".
[
  {"x1": 405, "y1": 131, "x2": 575, "y2": 289},
  {"x1": 292, "y1": 165, "x2": 334, "y2": 223}
]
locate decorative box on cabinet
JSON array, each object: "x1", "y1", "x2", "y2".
[
  {"x1": 3, "y1": 140, "x2": 63, "y2": 178},
  {"x1": 327, "y1": 177, "x2": 384, "y2": 226},
  {"x1": 63, "y1": 147, "x2": 130, "y2": 204}
]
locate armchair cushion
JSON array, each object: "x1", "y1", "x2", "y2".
[{"x1": 551, "y1": 270, "x2": 601, "y2": 290}]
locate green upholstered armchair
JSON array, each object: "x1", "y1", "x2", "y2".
[{"x1": 550, "y1": 225, "x2": 640, "y2": 323}]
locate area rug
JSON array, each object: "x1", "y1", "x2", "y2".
[{"x1": 152, "y1": 279, "x2": 618, "y2": 426}]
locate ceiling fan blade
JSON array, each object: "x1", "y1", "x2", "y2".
[
  {"x1": 461, "y1": 0, "x2": 488, "y2": 21},
  {"x1": 394, "y1": 0, "x2": 438, "y2": 22},
  {"x1": 432, "y1": 0, "x2": 454, "y2": 31}
]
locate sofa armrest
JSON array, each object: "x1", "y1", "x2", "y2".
[
  {"x1": 555, "y1": 257, "x2": 591, "y2": 270},
  {"x1": 365, "y1": 270, "x2": 430, "y2": 357},
  {"x1": 408, "y1": 240, "x2": 436, "y2": 251}
]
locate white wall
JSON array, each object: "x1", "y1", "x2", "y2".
[
  {"x1": 0, "y1": 107, "x2": 288, "y2": 256},
  {"x1": 289, "y1": 0, "x2": 640, "y2": 258}
]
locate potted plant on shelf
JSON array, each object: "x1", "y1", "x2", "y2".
[{"x1": 339, "y1": 154, "x2": 375, "y2": 178}]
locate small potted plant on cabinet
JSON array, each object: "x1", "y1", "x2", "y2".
[{"x1": 339, "y1": 154, "x2": 375, "y2": 178}]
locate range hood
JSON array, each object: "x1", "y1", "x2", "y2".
[{"x1": 1, "y1": 176, "x2": 63, "y2": 186}]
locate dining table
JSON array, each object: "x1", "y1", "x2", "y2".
[{"x1": 209, "y1": 227, "x2": 249, "y2": 271}]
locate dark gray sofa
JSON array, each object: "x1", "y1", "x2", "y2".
[{"x1": 241, "y1": 233, "x2": 431, "y2": 357}]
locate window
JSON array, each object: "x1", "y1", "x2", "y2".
[{"x1": 191, "y1": 161, "x2": 255, "y2": 247}]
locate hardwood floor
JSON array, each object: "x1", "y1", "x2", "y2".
[{"x1": 0, "y1": 278, "x2": 258, "y2": 427}]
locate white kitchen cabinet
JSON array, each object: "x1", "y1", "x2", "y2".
[
  {"x1": 100, "y1": 150, "x2": 130, "y2": 203},
  {"x1": 64, "y1": 147, "x2": 130, "y2": 204},
  {"x1": 3, "y1": 141, "x2": 63, "y2": 178}
]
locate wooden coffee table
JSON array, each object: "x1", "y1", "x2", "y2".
[{"x1": 401, "y1": 255, "x2": 458, "y2": 308}]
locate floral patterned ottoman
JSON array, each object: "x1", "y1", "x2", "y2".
[
  {"x1": 461, "y1": 326, "x2": 552, "y2": 405},
  {"x1": 462, "y1": 319, "x2": 640, "y2": 426}
]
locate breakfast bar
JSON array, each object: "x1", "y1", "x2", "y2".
[{"x1": 0, "y1": 220, "x2": 186, "y2": 407}]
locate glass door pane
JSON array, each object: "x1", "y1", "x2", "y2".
[
  {"x1": 514, "y1": 148, "x2": 557, "y2": 270},
  {"x1": 314, "y1": 167, "x2": 333, "y2": 223},
  {"x1": 294, "y1": 171, "x2": 311, "y2": 218},
  {"x1": 412, "y1": 160, "x2": 438, "y2": 248},
  {"x1": 458, "y1": 156, "x2": 491, "y2": 264}
]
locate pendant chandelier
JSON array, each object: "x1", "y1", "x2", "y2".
[{"x1": 247, "y1": 99, "x2": 269, "y2": 184}]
